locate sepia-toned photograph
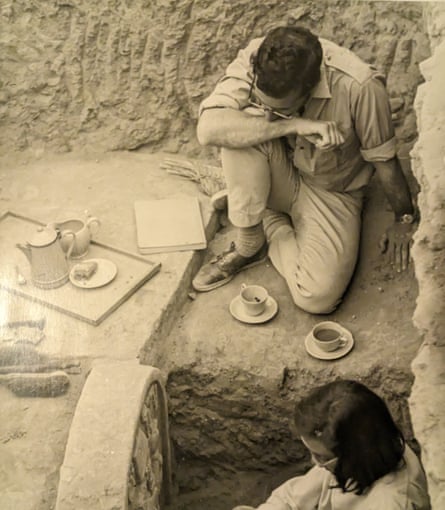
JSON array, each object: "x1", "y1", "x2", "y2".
[{"x1": 0, "y1": 1, "x2": 443, "y2": 509}]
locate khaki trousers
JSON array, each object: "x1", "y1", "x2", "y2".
[{"x1": 221, "y1": 140, "x2": 363, "y2": 314}]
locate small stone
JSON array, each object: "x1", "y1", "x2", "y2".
[
  {"x1": 352, "y1": 314, "x2": 357, "y2": 320},
  {"x1": 378, "y1": 287, "x2": 384, "y2": 292},
  {"x1": 188, "y1": 291, "x2": 197, "y2": 300}
]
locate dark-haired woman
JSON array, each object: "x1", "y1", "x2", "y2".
[{"x1": 234, "y1": 380, "x2": 430, "y2": 509}]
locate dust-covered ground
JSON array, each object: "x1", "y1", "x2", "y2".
[{"x1": 0, "y1": 151, "x2": 421, "y2": 510}]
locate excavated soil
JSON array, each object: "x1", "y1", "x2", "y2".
[{"x1": 0, "y1": 151, "x2": 421, "y2": 510}]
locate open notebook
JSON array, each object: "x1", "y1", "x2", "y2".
[{"x1": 134, "y1": 197, "x2": 207, "y2": 254}]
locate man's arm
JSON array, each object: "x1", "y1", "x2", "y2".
[
  {"x1": 374, "y1": 158, "x2": 414, "y2": 219},
  {"x1": 374, "y1": 157, "x2": 417, "y2": 272},
  {"x1": 197, "y1": 108, "x2": 344, "y2": 150},
  {"x1": 350, "y1": 74, "x2": 417, "y2": 272}
]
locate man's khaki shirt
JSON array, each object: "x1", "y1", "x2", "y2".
[{"x1": 199, "y1": 37, "x2": 397, "y2": 192}]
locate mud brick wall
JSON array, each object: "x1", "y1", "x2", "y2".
[
  {"x1": 409, "y1": 4, "x2": 445, "y2": 509},
  {"x1": 0, "y1": 1, "x2": 429, "y2": 156}
]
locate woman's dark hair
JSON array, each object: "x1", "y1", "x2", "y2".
[
  {"x1": 252, "y1": 26, "x2": 323, "y2": 98},
  {"x1": 294, "y1": 380, "x2": 405, "y2": 495}
]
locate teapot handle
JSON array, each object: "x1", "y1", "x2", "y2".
[
  {"x1": 61, "y1": 230, "x2": 75, "y2": 259},
  {"x1": 86, "y1": 216, "x2": 100, "y2": 235}
]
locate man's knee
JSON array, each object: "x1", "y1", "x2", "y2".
[
  {"x1": 291, "y1": 291, "x2": 340, "y2": 314},
  {"x1": 288, "y1": 278, "x2": 345, "y2": 314}
]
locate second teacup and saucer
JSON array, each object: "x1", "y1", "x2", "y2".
[
  {"x1": 305, "y1": 321, "x2": 354, "y2": 360},
  {"x1": 230, "y1": 283, "x2": 278, "y2": 324}
]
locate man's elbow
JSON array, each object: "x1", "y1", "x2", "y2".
[
  {"x1": 196, "y1": 111, "x2": 215, "y2": 146},
  {"x1": 196, "y1": 120, "x2": 212, "y2": 146}
]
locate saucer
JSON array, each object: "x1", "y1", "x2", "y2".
[
  {"x1": 230, "y1": 295, "x2": 278, "y2": 324},
  {"x1": 304, "y1": 326, "x2": 354, "y2": 360},
  {"x1": 69, "y1": 258, "x2": 118, "y2": 289}
]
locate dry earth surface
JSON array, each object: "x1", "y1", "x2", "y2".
[{"x1": 0, "y1": 151, "x2": 421, "y2": 510}]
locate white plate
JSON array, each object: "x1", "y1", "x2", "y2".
[
  {"x1": 69, "y1": 258, "x2": 118, "y2": 289},
  {"x1": 230, "y1": 295, "x2": 278, "y2": 324},
  {"x1": 304, "y1": 326, "x2": 354, "y2": 360}
]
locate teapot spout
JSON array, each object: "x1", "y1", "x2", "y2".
[{"x1": 16, "y1": 243, "x2": 32, "y2": 263}]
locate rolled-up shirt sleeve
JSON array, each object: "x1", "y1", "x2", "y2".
[
  {"x1": 351, "y1": 77, "x2": 397, "y2": 162},
  {"x1": 198, "y1": 38, "x2": 263, "y2": 117}
]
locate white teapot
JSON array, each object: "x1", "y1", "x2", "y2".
[{"x1": 16, "y1": 226, "x2": 73, "y2": 289}]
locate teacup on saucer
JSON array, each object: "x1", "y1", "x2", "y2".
[
  {"x1": 230, "y1": 294, "x2": 278, "y2": 324},
  {"x1": 239, "y1": 283, "x2": 269, "y2": 316},
  {"x1": 305, "y1": 322, "x2": 354, "y2": 361}
]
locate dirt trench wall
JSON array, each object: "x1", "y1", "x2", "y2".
[
  {"x1": 409, "y1": 4, "x2": 445, "y2": 509},
  {"x1": 166, "y1": 364, "x2": 417, "y2": 497},
  {"x1": 0, "y1": 0, "x2": 429, "y2": 157}
]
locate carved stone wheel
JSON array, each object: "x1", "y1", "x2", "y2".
[
  {"x1": 56, "y1": 360, "x2": 172, "y2": 510},
  {"x1": 128, "y1": 383, "x2": 164, "y2": 510}
]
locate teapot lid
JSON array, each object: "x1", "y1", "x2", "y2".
[{"x1": 29, "y1": 227, "x2": 58, "y2": 247}]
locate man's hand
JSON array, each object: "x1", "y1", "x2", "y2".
[
  {"x1": 295, "y1": 119, "x2": 345, "y2": 150},
  {"x1": 379, "y1": 221, "x2": 417, "y2": 272}
]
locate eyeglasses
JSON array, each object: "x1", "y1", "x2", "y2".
[
  {"x1": 247, "y1": 71, "x2": 313, "y2": 121},
  {"x1": 247, "y1": 78, "x2": 294, "y2": 120}
]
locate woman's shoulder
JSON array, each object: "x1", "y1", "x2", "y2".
[{"x1": 366, "y1": 445, "x2": 431, "y2": 509}]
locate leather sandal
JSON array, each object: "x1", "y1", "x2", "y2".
[{"x1": 192, "y1": 242, "x2": 268, "y2": 292}]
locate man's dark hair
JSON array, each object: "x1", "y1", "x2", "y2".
[
  {"x1": 294, "y1": 380, "x2": 405, "y2": 495},
  {"x1": 252, "y1": 26, "x2": 323, "y2": 98}
]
